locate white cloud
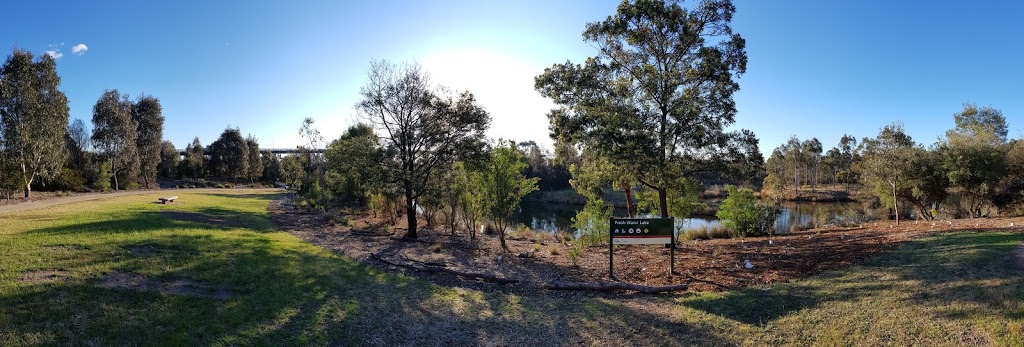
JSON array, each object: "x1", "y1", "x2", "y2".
[
  {"x1": 71, "y1": 43, "x2": 88, "y2": 55},
  {"x1": 44, "y1": 50, "x2": 63, "y2": 59}
]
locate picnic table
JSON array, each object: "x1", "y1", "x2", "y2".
[{"x1": 158, "y1": 196, "x2": 178, "y2": 204}]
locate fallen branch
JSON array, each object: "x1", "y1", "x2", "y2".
[
  {"x1": 401, "y1": 256, "x2": 448, "y2": 268},
  {"x1": 349, "y1": 230, "x2": 389, "y2": 237},
  {"x1": 388, "y1": 237, "x2": 433, "y2": 244},
  {"x1": 371, "y1": 253, "x2": 517, "y2": 284},
  {"x1": 542, "y1": 280, "x2": 688, "y2": 294}
]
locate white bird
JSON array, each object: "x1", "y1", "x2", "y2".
[
  {"x1": 768, "y1": 240, "x2": 773, "y2": 245},
  {"x1": 744, "y1": 259, "x2": 753, "y2": 269}
]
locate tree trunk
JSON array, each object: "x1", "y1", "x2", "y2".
[
  {"x1": 23, "y1": 184, "x2": 30, "y2": 199},
  {"x1": 621, "y1": 181, "x2": 635, "y2": 217},
  {"x1": 891, "y1": 180, "x2": 899, "y2": 226},
  {"x1": 658, "y1": 187, "x2": 668, "y2": 218},
  {"x1": 403, "y1": 179, "x2": 417, "y2": 239},
  {"x1": 114, "y1": 175, "x2": 120, "y2": 191}
]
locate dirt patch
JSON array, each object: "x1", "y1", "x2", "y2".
[
  {"x1": 18, "y1": 270, "x2": 71, "y2": 284},
  {"x1": 124, "y1": 245, "x2": 160, "y2": 256},
  {"x1": 94, "y1": 271, "x2": 232, "y2": 299},
  {"x1": 270, "y1": 196, "x2": 1024, "y2": 293},
  {"x1": 43, "y1": 244, "x2": 86, "y2": 252},
  {"x1": 161, "y1": 211, "x2": 251, "y2": 229}
]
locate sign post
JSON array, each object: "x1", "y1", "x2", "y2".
[{"x1": 608, "y1": 217, "x2": 675, "y2": 279}]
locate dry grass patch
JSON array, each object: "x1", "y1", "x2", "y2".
[
  {"x1": 94, "y1": 271, "x2": 233, "y2": 300},
  {"x1": 17, "y1": 270, "x2": 70, "y2": 284}
]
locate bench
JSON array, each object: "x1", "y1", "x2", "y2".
[{"x1": 158, "y1": 196, "x2": 178, "y2": 204}]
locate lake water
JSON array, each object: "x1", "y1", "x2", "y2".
[{"x1": 514, "y1": 200, "x2": 863, "y2": 235}]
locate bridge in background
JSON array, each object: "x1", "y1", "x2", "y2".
[{"x1": 176, "y1": 148, "x2": 325, "y2": 156}]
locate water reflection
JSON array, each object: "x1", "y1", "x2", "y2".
[{"x1": 514, "y1": 201, "x2": 863, "y2": 235}]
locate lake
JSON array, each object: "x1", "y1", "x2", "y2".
[{"x1": 514, "y1": 200, "x2": 863, "y2": 235}]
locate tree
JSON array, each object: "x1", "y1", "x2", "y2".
[
  {"x1": 324, "y1": 123, "x2": 384, "y2": 205},
  {"x1": 261, "y1": 150, "x2": 281, "y2": 184},
  {"x1": 280, "y1": 154, "x2": 307, "y2": 191},
  {"x1": 132, "y1": 95, "x2": 163, "y2": 188},
  {"x1": 938, "y1": 103, "x2": 1008, "y2": 217},
  {"x1": 859, "y1": 123, "x2": 916, "y2": 225},
  {"x1": 158, "y1": 141, "x2": 179, "y2": 179},
  {"x1": 480, "y1": 141, "x2": 539, "y2": 251},
  {"x1": 536, "y1": 0, "x2": 748, "y2": 218},
  {"x1": 358, "y1": 60, "x2": 491, "y2": 239},
  {"x1": 68, "y1": 118, "x2": 90, "y2": 152},
  {"x1": 207, "y1": 127, "x2": 249, "y2": 180},
  {"x1": 782, "y1": 137, "x2": 804, "y2": 194},
  {"x1": 802, "y1": 138, "x2": 822, "y2": 191},
  {"x1": 298, "y1": 117, "x2": 324, "y2": 182},
  {"x1": 180, "y1": 137, "x2": 205, "y2": 179},
  {"x1": 456, "y1": 161, "x2": 487, "y2": 239},
  {"x1": 245, "y1": 135, "x2": 262, "y2": 183},
  {"x1": 91, "y1": 90, "x2": 138, "y2": 191},
  {"x1": 837, "y1": 134, "x2": 858, "y2": 189},
  {"x1": 0, "y1": 49, "x2": 70, "y2": 198},
  {"x1": 63, "y1": 119, "x2": 93, "y2": 190},
  {"x1": 902, "y1": 147, "x2": 947, "y2": 220}
]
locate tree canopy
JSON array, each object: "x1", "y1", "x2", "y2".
[
  {"x1": 0, "y1": 49, "x2": 70, "y2": 198},
  {"x1": 535, "y1": 0, "x2": 750, "y2": 218},
  {"x1": 91, "y1": 89, "x2": 138, "y2": 191},
  {"x1": 358, "y1": 60, "x2": 491, "y2": 238},
  {"x1": 132, "y1": 95, "x2": 164, "y2": 188}
]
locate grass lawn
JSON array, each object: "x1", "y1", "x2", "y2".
[{"x1": 0, "y1": 189, "x2": 1021, "y2": 346}]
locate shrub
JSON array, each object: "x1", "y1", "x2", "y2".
[
  {"x1": 94, "y1": 160, "x2": 113, "y2": 193},
  {"x1": 680, "y1": 224, "x2": 736, "y2": 240},
  {"x1": 753, "y1": 202, "x2": 783, "y2": 236},
  {"x1": 716, "y1": 185, "x2": 758, "y2": 236}
]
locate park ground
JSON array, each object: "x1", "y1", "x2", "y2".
[{"x1": 0, "y1": 189, "x2": 1022, "y2": 346}]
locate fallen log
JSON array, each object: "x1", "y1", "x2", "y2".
[
  {"x1": 371, "y1": 253, "x2": 517, "y2": 284},
  {"x1": 401, "y1": 256, "x2": 449, "y2": 268},
  {"x1": 542, "y1": 280, "x2": 688, "y2": 294}
]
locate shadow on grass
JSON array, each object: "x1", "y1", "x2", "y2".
[
  {"x1": 202, "y1": 192, "x2": 282, "y2": 201},
  {"x1": 2, "y1": 227, "x2": 740, "y2": 346},
  {"x1": 682, "y1": 230, "x2": 1024, "y2": 326},
  {"x1": 28, "y1": 207, "x2": 278, "y2": 236}
]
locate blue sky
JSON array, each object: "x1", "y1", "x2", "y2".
[{"x1": 3, "y1": 0, "x2": 1022, "y2": 155}]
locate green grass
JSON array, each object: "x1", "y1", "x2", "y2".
[{"x1": 0, "y1": 190, "x2": 1021, "y2": 346}]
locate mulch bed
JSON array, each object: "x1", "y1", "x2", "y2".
[{"x1": 269, "y1": 196, "x2": 1024, "y2": 293}]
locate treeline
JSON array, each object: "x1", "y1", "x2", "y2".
[
  {"x1": 164, "y1": 128, "x2": 276, "y2": 185},
  {"x1": 764, "y1": 103, "x2": 1023, "y2": 221},
  {"x1": 0, "y1": 50, "x2": 170, "y2": 198},
  {"x1": 0, "y1": 49, "x2": 280, "y2": 199},
  {"x1": 764, "y1": 135, "x2": 857, "y2": 194}
]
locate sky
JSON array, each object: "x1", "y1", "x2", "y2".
[{"x1": 2, "y1": 0, "x2": 1023, "y2": 156}]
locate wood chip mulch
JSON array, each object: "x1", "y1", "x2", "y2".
[{"x1": 269, "y1": 196, "x2": 1024, "y2": 294}]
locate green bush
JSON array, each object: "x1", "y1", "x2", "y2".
[
  {"x1": 94, "y1": 160, "x2": 113, "y2": 193},
  {"x1": 717, "y1": 185, "x2": 782, "y2": 237},
  {"x1": 716, "y1": 185, "x2": 758, "y2": 236}
]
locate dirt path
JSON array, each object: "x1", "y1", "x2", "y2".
[{"x1": 0, "y1": 189, "x2": 279, "y2": 215}]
